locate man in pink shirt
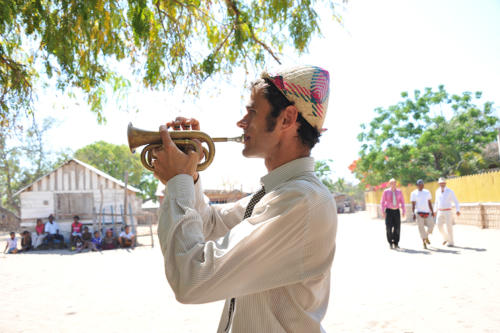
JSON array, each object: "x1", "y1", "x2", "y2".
[{"x1": 380, "y1": 178, "x2": 406, "y2": 249}]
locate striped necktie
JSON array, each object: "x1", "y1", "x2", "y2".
[
  {"x1": 244, "y1": 187, "x2": 266, "y2": 219},
  {"x1": 225, "y1": 186, "x2": 266, "y2": 331}
]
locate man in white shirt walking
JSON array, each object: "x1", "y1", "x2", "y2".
[
  {"x1": 410, "y1": 179, "x2": 435, "y2": 249},
  {"x1": 152, "y1": 65, "x2": 337, "y2": 332},
  {"x1": 435, "y1": 177, "x2": 460, "y2": 247}
]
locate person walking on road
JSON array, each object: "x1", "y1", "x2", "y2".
[
  {"x1": 410, "y1": 179, "x2": 435, "y2": 249},
  {"x1": 380, "y1": 178, "x2": 406, "y2": 249},
  {"x1": 435, "y1": 177, "x2": 460, "y2": 247}
]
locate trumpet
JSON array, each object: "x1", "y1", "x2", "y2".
[{"x1": 127, "y1": 123, "x2": 244, "y2": 171}]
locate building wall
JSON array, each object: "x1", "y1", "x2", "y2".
[{"x1": 19, "y1": 161, "x2": 142, "y2": 228}]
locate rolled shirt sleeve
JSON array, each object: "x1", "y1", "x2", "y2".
[
  {"x1": 380, "y1": 191, "x2": 387, "y2": 212},
  {"x1": 398, "y1": 191, "x2": 406, "y2": 215},
  {"x1": 451, "y1": 190, "x2": 460, "y2": 212}
]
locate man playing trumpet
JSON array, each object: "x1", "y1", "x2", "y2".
[{"x1": 153, "y1": 65, "x2": 337, "y2": 332}]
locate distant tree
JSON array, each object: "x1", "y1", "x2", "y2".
[
  {"x1": 74, "y1": 141, "x2": 157, "y2": 201},
  {"x1": 341, "y1": 181, "x2": 365, "y2": 206},
  {"x1": 0, "y1": 128, "x2": 22, "y2": 212},
  {"x1": 0, "y1": 116, "x2": 57, "y2": 212},
  {"x1": 314, "y1": 159, "x2": 335, "y2": 192},
  {"x1": 1, "y1": 0, "x2": 345, "y2": 128},
  {"x1": 354, "y1": 86, "x2": 499, "y2": 186},
  {"x1": 334, "y1": 177, "x2": 345, "y2": 192}
]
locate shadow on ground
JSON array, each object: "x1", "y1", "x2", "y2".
[{"x1": 395, "y1": 247, "x2": 431, "y2": 255}]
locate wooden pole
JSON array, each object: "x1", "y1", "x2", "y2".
[
  {"x1": 98, "y1": 184, "x2": 103, "y2": 234},
  {"x1": 480, "y1": 203, "x2": 487, "y2": 229},
  {"x1": 123, "y1": 172, "x2": 128, "y2": 227},
  {"x1": 149, "y1": 214, "x2": 154, "y2": 248}
]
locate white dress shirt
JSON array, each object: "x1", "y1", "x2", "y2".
[
  {"x1": 410, "y1": 189, "x2": 432, "y2": 213},
  {"x1": 44, "y1": 221, "x2": 59, "y2": 234},
  {"x1": 435, "y1": 187, "x2": 460, "y2": 212},
  {"x1": 119, "y1": 231, "x2": 134, "y2": 239},
  {"x1": 158, "y1": 157, "x2": 337, "y2": 333}
]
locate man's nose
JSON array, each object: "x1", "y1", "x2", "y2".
[{"x1": 237, "y1": 116, "x2": 248, "y2": 129}]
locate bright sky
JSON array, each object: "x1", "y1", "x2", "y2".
[{"x1": 35, "y1": 0, "x2": 500, "y2": 192}]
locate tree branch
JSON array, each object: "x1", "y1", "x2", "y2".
[{"x1": 224, "y1": 0, "x2": 281, "y2": 64}]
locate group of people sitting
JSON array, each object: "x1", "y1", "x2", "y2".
[{"x1": 3, "y1": 214, "x2": 136, "y2": 254}]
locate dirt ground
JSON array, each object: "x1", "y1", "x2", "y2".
[{"x1": 1, "y1": 212, "x2": 499, "y2": 333}]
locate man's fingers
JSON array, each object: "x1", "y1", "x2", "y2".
[
  {"x1": 190, "y1": 139, "x2": 204, "y2": 162},
  {"x1": 165, "y1": 117, "x2": 200, "y2": 131},
  {"x1": 188, "y1": 150, "x2": 200, "y2": 166},
  {"x1": 189, "y1": 118, "x2": 200, "y2": 130},
  {"x1": 159, "y1": 125, "x2": 174, "y2": 147}
]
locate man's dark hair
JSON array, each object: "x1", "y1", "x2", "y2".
[{"x1": 251, "y1": 78, "x2": 320, "y2": 149}]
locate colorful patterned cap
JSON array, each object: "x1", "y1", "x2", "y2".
[{"x1": 261, "y1": 65, "x2": 330, "y2": 131}]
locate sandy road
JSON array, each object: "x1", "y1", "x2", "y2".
[{"x1": 1, "y1": 212, "x2": 499, "y2": 332}]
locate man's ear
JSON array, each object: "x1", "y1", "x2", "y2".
[{"x1": 280, "y1": 105, "x2": 299, "y2": 130}]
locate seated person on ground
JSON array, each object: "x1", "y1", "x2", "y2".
[
  {"x1": 70, "y1": 215, "x2": 83, "y2": 249},
  {"x1": 32, "y1": 218, "x2": 46, "y2": 249},
  {"x1": 101, "y1": 229, "x2": 118, "y2": 250},
  {"x1": 80, "y1": 226, "x2": 97, "y2": 252},
  {"x1": 75, "y1": 237, "x2": 83, "y2": 252},
  {"x1": 44, "y1": 214, "x2": 64, "y2": 246},
  {"x1": 118, "y1": 225, "x2": 136, "y2": 248},
  {"x1": 91, "y1": 231, "x2": 102, "y2": 251},
  {"x1": 21, "y1": 231, "x2": 32, "y2": 252},
  {"x1": 4, "y1": 232, "x2": 18, "y2": 254}
]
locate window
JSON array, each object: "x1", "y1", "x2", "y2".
[{"x1": 56, "y1": 193, "x2": 94, "y2": 219}]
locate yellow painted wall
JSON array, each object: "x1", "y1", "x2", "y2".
[{"x1": 365, "y1": 170, "x2": 500, "y2": 204}]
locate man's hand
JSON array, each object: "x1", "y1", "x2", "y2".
[
  {"x1": 413, "y1": 213, "x2": 416, "y2": 221},
  {"x1": 456, "y1": 211, "x2": 461, "y2": 217},
  {"x1": 153, "y1": 125, "x2": 203, "y2": 184}
]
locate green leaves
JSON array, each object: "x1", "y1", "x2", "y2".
[
  {"x1": 1, "y1": 0, "x2": 343, "y2": 129},
  {"x1": 354, "y1": 86, "x2": 500, "y2": 187},
  {"x1": 74, "y1": 141, "x2": 158, "y2": 201}
]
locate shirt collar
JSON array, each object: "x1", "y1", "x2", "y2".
[{"x1": 260, "y1": 157, "x2": 315, "y2": 192}]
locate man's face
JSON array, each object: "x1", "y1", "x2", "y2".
[
  {"x1": 48, "y1": 216, "x2": 53, "y2": 223},
  {"x1": 125, "y1": 227, "x2": 130, "y2": 233},
  {"x1": 417, "y1": 184, "x2": 424, "y2": 191},
  {"x1": 237, "y1": 87, "x2": 280, "y2": 159},
  {"x1": 389, "y1": 181, "x2": 396, "y2": 190},
  {"x1": 439, "y1": 182, "x2": 446, "y2": 190}
]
